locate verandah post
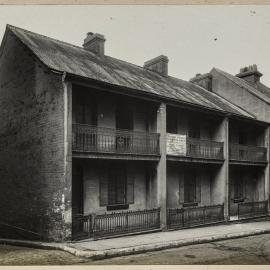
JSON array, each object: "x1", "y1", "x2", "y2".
[{"x1": 156, "y1": 102, "x2": 167, "y2": 230}]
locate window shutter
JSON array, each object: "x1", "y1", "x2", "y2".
[
  {"x1": 126, "y1": 173, "x2": 134, "y2": 204},
  {"x1": 243, "y1": 178, "x2": 247, "y2": 200},
  {"x1": 179, "y1": 172, "x2": 185, "y2": 204},
  {"x1": 100, "y1": 172, "x2": 108, "y2": 206},
  {"x1": 196, "y1": 175, "x2": 201, "y2": 203}
]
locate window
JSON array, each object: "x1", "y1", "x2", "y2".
[
  {"x1": 100, "y1": 166, "x2": 134, "y2": 210},
  {"x1": 108, "y1": 169, "x2": 126, "y2": 206},
  {"x1": 188, "y1": 120, "x2": 200, "y2": 139},
  {"x1": 74, "y1": 92, "x2": 97, "y2": 125},
  {"x1": 179, "y1": 169, "x2": 201, "y2": 206},
  {"x1": 167, "y1": 110, "x2": 178, "y2": 134},
  {"x1": 234, "y1": 177, "x2": 245, "y2": 202},
  {"x1": 184, "y1": 171, "x2": 197, "y2": 204}
]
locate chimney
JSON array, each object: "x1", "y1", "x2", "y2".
[
  {"x1": 236, "y1": 64, "x2": 262, "y2": 85},
  {"x1": 144, "y1": 55, "x2": 169, "y2": 76},
  {"x1": 190, "y1": 73, "x2": 213, "y2": 91},
  {"x1": 83, "y1": 32, "x2": 106, "y2": 57}
]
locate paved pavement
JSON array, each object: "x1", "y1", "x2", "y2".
[
  {"x1": 70, "y1": 220, "x2": 270, "y2": 254},
  {"x1": 90, "y1": 233, "x2": 270, "y2": 264},
  {"x1": 1, "y1": 219, "x2": 270, "y2": 259}
]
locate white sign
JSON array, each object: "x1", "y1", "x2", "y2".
[{"x1": 166, "y1": 133, "x2": 187, "y2": 156}]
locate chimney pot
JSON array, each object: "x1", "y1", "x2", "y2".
[
  {"x1": 143, "y1": 55, "x2": 169, "y2": 76},
  {"x1": 236, "y1": 64, "x2": 262, "y2": 85},
  {"x1": 83, "y1": 32, "x2": 106, "y2": 57},
  {"x1": 190, "y1": 73, "x2": 213, "y2": 91}
]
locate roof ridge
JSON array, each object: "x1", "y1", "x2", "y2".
[
  {"x1": 7, "y1": 24, "x2": 172, "y2": 79},
  {"x1": 7, "y1": 24, "x2": 97, "y2": 55}
]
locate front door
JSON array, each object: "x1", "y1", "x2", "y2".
[{"x1": 72, "y1": 165, "x2": 84, "y2": 215}]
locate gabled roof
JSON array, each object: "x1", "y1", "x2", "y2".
[
  {"x1": 212, "y1": 67, "x2": 270, "y2": 105},
  {"x1": 2, "y1": 25, "x2": 254, "y2": 119}
]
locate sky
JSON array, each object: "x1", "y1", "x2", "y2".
[{"x1": 0, "y1": 5, "x2": 270, "y2": 85}]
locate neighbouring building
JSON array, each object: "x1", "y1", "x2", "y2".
[
  {"x1": 191, "y1": 65, "x2": 270, "y2": 220},
  {"x1": 0, "y1": 25, "x2": 269, "y2": 242}
]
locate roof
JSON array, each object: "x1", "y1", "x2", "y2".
[
  {"x1": 3, "y1": 25, "x2": 254, "y2": 119},
  {"x1": 212, "y1": 67, "x2": 270, "y2": 105},
  {"x1": 257, "y1": 82, "x2": 270, "y2": 100}
]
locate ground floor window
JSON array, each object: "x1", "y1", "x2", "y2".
[
  {"x1": 180, "y1": 169, "x2": 201, "y2": 206},
  {"x1": 234, "y1": 177, "x2": 244, "y2": 202},
  {"x1": 100, "y1": 166, "x2": 134, "y2": 210}
]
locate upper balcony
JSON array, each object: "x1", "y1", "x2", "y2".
[
  {"x1": 186, "y1": 137, "x2": 224, "y2": 160},
  {"x1": 167, "y1": 134, "x2": 224, "y2": 163},
  {"x1": 229, "y1": 119, "x2": 267, "y2": 165},
  {"x1": 166, "y1": 106, "x2": 225, "y2": 163},
  {"x1": 72, "y1": 123, "x2": 160, "y2": 159},
  {"x1": 229, "y1": 143, "x2": 267, "y2": 164}
]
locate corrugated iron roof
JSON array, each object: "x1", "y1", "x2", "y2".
[{"x1": 6, "y1": 25, "x2": 254, "y2": 119}]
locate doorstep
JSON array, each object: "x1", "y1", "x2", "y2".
[{"x1": 0, "y1": 219, "x2": 270, "y2": 260}]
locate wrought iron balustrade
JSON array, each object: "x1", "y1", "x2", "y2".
[
  {"x1": 229, "y1": 143, "x2": 267, "y2": 162},
  {"x1": 167, "y1": 204, "x2": 224, "y2": 230},
  {"x1": 186, "y1": 138, "x2": 224, "y2": 160},
  {"x1": 72, "y1": 123, "x2": 160, "y2": 155},
  {"x1": 238, "y1": 200, "x2": 268, "y2": 220},
  {"x1": 72, "y1": 208, "x2": 161, "y2": 240}
]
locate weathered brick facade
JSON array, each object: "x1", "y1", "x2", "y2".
[
  {"x1": 0, "y1": 25, "x2": 269, "y2": 243},
  {"x1": 0, "y1": 31, "x2": 71, "y2": 241}
]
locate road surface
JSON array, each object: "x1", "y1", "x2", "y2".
[{"x1": 0, "y1": 233, "x2": 270, "y2": 265}]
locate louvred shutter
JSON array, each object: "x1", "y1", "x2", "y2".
[
  {"x1": 243, "y1": 178, "x2": 247, "y2": 200},
  {"x1": 196, "y1": 175, "x2": 201, "y2": 203},
  {"x1": 126, "y1": 168, "x2": 134, "y2": 204},
  {"x1": 100, "y1": 171, "x2": 108, "y2": 206},
  {"x1": 179, "y1": 171, "x2": 185, "y2": 204}
]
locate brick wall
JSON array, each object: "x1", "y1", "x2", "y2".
[{"x1": 0, "y1": 31, "x2": 71, "y2": 241}]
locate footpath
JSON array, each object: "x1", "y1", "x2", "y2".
[{"x1": 0, "y1": 219, "x2": 270, "y2": 260}]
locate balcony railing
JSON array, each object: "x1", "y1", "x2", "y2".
[
  {"x1": 72, "y1": 124, "x2": 160, "y2": 156},
  {"x1": 186, "y1": 138, "x2": 224, "y2": 160},
  {"x1": 238, "y1": 200, "x2": 268, "y2": 220},
  {"x1": 229, "y1": 143, "x2": 267, "y2": 162},
  {"x1": 167, "y1": 204, "x2": 224, "y2": 230},
  {"x1": 72, "y1": 208, "x2": 161, "y2": 240}
]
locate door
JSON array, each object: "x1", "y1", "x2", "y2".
[
  {"x1": 72, "y1": 165, "x2": 84, "y2": 215},
  {"x1": 116, "y1": 102, "x2": 133, "y2": 152}
]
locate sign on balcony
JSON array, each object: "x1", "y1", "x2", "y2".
[{"x1": 167, "y1": 133, "x2": 187, "y2": 156}]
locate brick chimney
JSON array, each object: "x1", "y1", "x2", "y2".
[
  {"x1": 236, "y1": 64, "x2": 262, "y2": 85},
  {"x1": 83, "y1": 32, "x2": 106, "y2": 57},
  {"x1": 190, "y1": 73, "x2": 213, "y2": 91},
  {"x1": 144, "y1": 55, "x2": 169, "y2": 76}
]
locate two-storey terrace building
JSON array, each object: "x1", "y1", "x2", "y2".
[{"x1": 0, "y1": 25, "x2": 269, "y2": 242}]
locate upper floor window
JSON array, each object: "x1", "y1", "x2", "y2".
[
  {"x1": 188, "y1": 120, "x2": 200, "y2": 139},
  {"x1": 74, "y1": 92, "x2": 97, "y2": 125}
]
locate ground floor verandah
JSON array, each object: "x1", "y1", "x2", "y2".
[
  {"x1": 229, "y1": 165, "x2": 268, "y2": 221},
  {"x1": 71, "y1": 158, "x2": 269, "y2": 240}
]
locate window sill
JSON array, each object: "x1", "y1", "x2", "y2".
[
  {"x1": 183, "y1": 202, "x2": 198, "y2": 207},
  {"x1": 106, "y1": 204, "x2": 129, "y2": 211},
  {"x1": 233, "y1": 198, "x2": 245, "y2": 203}
]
